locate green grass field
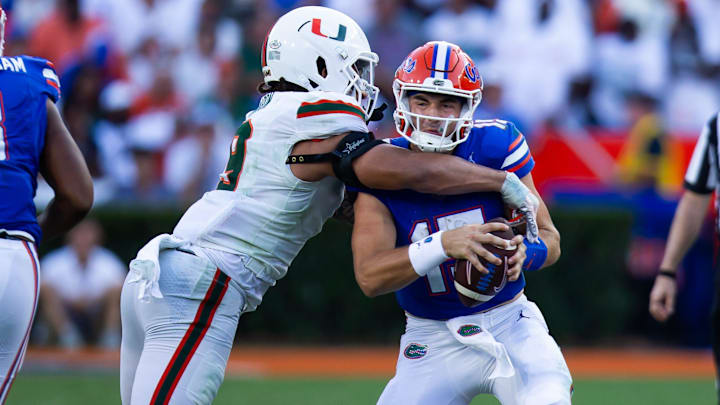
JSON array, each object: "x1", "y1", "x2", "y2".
[{"x1": 5, "y1": 374, "x2": 716, "y2": 404}]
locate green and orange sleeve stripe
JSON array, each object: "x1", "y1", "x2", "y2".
[{"x1": 297, "y1": 99, "x2": 365, "y2": 119}]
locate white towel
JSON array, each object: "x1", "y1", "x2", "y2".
[
  {"x1": 127, "y1": 234, "x2": 189, "y2": 302},
  {"x1": 446, "y1": 316, "x2": 515, "y2": 380}
]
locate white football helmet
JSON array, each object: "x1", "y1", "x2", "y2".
[
  {"x1": 262, "y1": 6, "x2": 379, "y2": 120},
  {"x1": 0, "y1": 7, "x2": 6, "y2": 57}
]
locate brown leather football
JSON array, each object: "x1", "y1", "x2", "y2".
[{"x1": 454, "y1": 217, "x2": 516, "y2": 307}]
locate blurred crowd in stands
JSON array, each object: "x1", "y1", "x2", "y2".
[
  {"x1": 2, "y1": 0, "x2": 718, "y2": 206},
  {"x1": 1, "y1": 0, "x2": 716, "y2": 350}
]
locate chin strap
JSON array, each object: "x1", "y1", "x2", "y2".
[{"x1": 286, "y1": 154, "x2": 332, "y2": 164}]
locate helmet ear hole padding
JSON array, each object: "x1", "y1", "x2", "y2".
[{"x1": 316, "y1": 57, "x2": 327, "y2": 78}]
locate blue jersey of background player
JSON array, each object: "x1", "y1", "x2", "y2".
[
  {"x1": 354, "y1": 120, "x2": 535, "y2": 319},
  {"x1": 351, "y1": 41, "x2": 570, "y2": 405},
  {"x1": 0, "y1": 53, "x2": 60, "y2": 242},
  {"x1": 0, "y1": 7, "x2": 92, "y2": 404}
]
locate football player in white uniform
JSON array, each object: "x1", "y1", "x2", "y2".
[{"x1": 120, "y1": 7, "x2": 542, "y2": 404}]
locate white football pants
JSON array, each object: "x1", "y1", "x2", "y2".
[
  {"x1": 378, "y1": 295, "x2": 572, "y2": 405},
  {"x1": 121, "y1": 249, "x2": 255, "y2": 405},
  {"x1": 0, "y1": 239, "x2": 39, "y2": 405}
]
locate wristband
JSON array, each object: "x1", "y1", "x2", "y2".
[
  {"x1": 408, "y1": 231, "x2": 449, "y2": 276},
  {"x1": 522, "y1": 237, "x2": 547, "y2": 272},
  {"x1": 658, "y1": 269, "x2": 676, "y2": 279}
]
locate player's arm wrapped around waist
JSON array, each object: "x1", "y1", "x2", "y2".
[{"x1": 522, "y1": 237, "x2": 547, "y2": 272}]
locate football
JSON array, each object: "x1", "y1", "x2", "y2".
[{"x1": 454, "y1": 217, "x2": 517, "y2": 307}]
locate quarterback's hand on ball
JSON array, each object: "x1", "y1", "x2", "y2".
[
  {"x1": 506, "y1": 235, "x2": 526, "y2": 282},
  {"x1": 442, "y1": 223, "x2": 519, "y2": 274},
  {"x1": 500, "y1": 172, "x2": 539, "y2": 242},
  {"x1": 649, "y1": 274, "x2": 676, "y2": 322}
]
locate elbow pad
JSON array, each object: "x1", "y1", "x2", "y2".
[
  {"x1": 522, "y1": 237, "x2": 547, "y2": 272},
  {"x1": 286, "y1": 131, "x2": 383, "y2": 188},
  {"x1": 330, "y1": 132, "x2": 383, "y2": 188}
]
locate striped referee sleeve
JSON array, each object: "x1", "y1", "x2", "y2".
[{"x1": 684, "y1": 113, "x2": 718, "y2": 194}]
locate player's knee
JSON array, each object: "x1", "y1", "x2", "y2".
[
  {"x1": 523, "y1": 385, "x2": 572, "y2": 405},
  {"x1": 524, "y1": 394, "x2": 571, "y2": 405},
  {"x1": 540, "y1": 400, "x2": 570, "y2": 405},
  {"x1": 184, "y1": 361, "x2": 225, "y2": 404},
  {"x1": 522, "y1": 374, "x2": 572, "y2": 405}
]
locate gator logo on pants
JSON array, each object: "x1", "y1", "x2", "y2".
[
  {"x1": 403, "y1": 343, "x2": 428, "y2": 359},
  {"x1": 457, "y1": 324, "x2": 482, "y2": 337}
]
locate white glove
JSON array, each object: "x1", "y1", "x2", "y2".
[{"x1": 500, "y1": 172, "x2": 539, "y2": 243}]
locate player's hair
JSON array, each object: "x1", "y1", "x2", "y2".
[{"x1": 257, "y1": 78, "x2": 308, "y2": 94}]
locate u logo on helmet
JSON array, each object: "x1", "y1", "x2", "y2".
[
  {"x1": 464, "y1": 64, "x2": 480, "y2": 83},
  {"x1": 309, "y1": 18, "x2": 347, "y2": 41}
]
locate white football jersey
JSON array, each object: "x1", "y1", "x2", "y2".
[{"x1": 172, "y1": 91, "x2": 368, "y2": 281}]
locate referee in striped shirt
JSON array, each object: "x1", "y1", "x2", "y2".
[{"x1": 649, "y1": 112, "x2": 719, "y2": 397}]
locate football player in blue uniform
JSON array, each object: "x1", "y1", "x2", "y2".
[
  {"x1": 351, "y1": 42, "x2": 572, "y2": 404},
  {"x1": 0, "y1": 7, "x2": 93, "y2": 403}
]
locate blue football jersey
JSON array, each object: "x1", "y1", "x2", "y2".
[
  {"x1": 0, "y1": 55, "x2": 61, "y2": 242},
  {"x1": 356, "y1": 120, "x2": 535, "y2": 320}
]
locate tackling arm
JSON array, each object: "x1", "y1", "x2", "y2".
[
  {"x1": 38, "y1": 99, "x2": 93, "y2": 240},
  {"x1": 291, "y1": 135, "x2": 506, "y2": 192},
  {"x1": 290, "y1": 134, "x2": 535, "y2": 213},
  {"x1": 352, "y1": 143, "x2": 507, "y2": 194},
  {"x1": 291, "y1": 133, "x2": 540, "y2": 240}
]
